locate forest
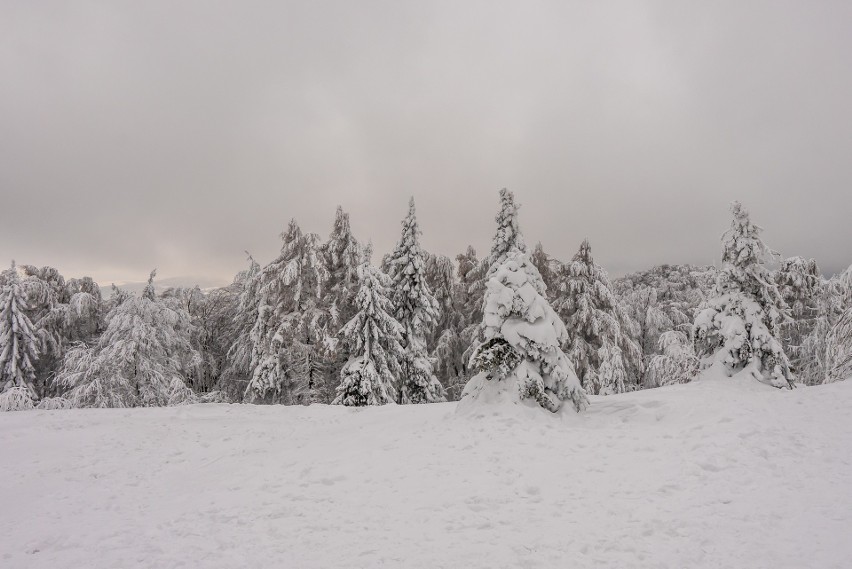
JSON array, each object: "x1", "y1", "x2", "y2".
[{"x1": 1, "y1": 189, "x2": 850, "y2": 412}]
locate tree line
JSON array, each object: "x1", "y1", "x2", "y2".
[{"x1": 1, "y1": 190, "x2": 850, "y2": 411}]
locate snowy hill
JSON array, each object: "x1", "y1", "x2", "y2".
[{"x1": 1, "y1": 376, "x2": 850, "y2": 569}]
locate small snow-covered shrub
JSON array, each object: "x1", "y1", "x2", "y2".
[
  {"x1": 647, "y1": 331, "x2": 699, "y2": 387},
  {"x1": 36, "y1": 396, "x2": 72, "y2": 410},
  {"x1": 0, "y1": 386, "x2": 35, "y2": 411}
]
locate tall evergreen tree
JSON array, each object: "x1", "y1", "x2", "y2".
[
  {"x1": 318, "y1": 206, "x2": 364, "y2": 402},
  {"x1": 0, "y1": 263, "x2": 40, "y2": 406},
  {"x1": 386, "y1": 198, "x2": 445, "y2": 403},
  {"x1": 554, "y1": 240, "x2": 641, "y2": 395},
  {"x1": 333, "y1": 246, "x2": 404, "y2": 406},
  {"x1": 219, "y1": 255, "x2": 262, "y2": 401},
  {"x1": 694, "y1": 202, "x2": 793, "y2": 388},
  {"x1": 245, "y1": 219, "x2": 329, "y2": 404}
]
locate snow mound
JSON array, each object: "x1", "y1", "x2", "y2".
[{"x1": 1, "y1": 376, "x2": 851, "y2": 569}]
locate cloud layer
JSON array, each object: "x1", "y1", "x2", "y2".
[{"x1": 2, "y1": 1, "x2": 850, "y2": 285}]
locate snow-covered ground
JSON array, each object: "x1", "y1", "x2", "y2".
[{"x1": 2, "y1": 375, "x2": 851, "y2": 569}]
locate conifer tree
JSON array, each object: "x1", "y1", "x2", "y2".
[
  {"x1": 386, "y1": 198, "x2": 445, "y2": 403},
  {"x1": 530, "y1": 242, "x2": 558, "y2": 296},
  {"x1": 693, "y1": 202, "x2": 793, "y2": 388},
  {"x1": 554, "y1": 240, "x2": 641, "y2": 394},
  {"x1": 431, "y1": 246, "x2": 482, "y2": 400},
  {"x1": 0, "y1": 263, "x2": 40, "y2": 408},
  {"x1": 56, "y1": 270, "x2": 199, "y2": 407},
  {"x1": 464, "y1": 189, "x2": 529, "y2": 366},
  {"x1": 318, "y1": 206, "x2": 364, "y2": 402},
  {"x1": 219, "y1": 254, "x2": 262, "y2": 400},
  {"x1": 246, "y1": 220, "x2": 329, "y2": 404},
  {"x1": 486, "y1": 188, "x2": 527, "y2": 274},
  {"x1": 461, "y1": 252, "x2": 588, "y2": 413},
  {"x1": 333, "y1": 246, "x2": 404, "y2": 406}
]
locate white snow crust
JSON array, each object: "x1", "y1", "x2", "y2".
[{"x1": 2, "y1": 374, "x2": 851, "y2": 568}]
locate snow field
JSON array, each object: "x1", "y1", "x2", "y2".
[{"x1": 1, "y1": 375, "x2": 851, "y2": 569}]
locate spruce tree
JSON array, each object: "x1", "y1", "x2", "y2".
[
  {"x1": 461, "y1": 252, "x2": 588, "y2": 414},
  {"x1": 318, "y1": 206, "x2": 364, "y2": 402},
  {"x1": 386, "y1": 198, "x2": 445, "y2": 403},
  {"x1": 333, "y1": 246, "x2": 404, "y2": 406},
  {"x1": 246, "y1": 220, "x2": 329, "y2": 404},
  {"x1": 0, "y1": 263, "x2": 40, "y2": 407},
  {"x1": 56, "y1": 270, "x2": 199, "y2": 408},
  {"x1": 554, "y1": 240, "x2": 641, "y2": 394},
  {"x1": 693, "y1": 202, "x2": 794, "y2": 388},
  {"x1": 486, "y1": 188, "x2": 527, "y2": 274}
]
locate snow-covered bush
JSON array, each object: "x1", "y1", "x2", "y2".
[
  {"x1": 647, "y1": 331, "x2": 699, "y2": 387},
  {"x1": 36, "y1": 396, "x2": 71, "y2": 410},
  {"x1": 461, "y1": 253, "x2": 588, "y2": 414},
  {"x1": 693, "y1": 202, "x2": 793, "y2": 388},
  {"x1": 0, "y1": 385, "x2": 35, "y2": 411}
]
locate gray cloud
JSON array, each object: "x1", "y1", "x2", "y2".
[{"x1": 2, "y1": 0, "x2": 850, "y2": 286}]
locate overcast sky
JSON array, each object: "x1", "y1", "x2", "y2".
[{"x1": 2, "y1": 1, "x2": 850, "y2": 287}]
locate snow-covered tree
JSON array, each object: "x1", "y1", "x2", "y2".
[
  {"x1": 56, "y1": 270, "x2": 199, "y2": 408},
  {"x1": 218, "y1": 255, "x2": 262, "y2": 401},
  {"x1": 693, "y1": 202, "x2": 793, "y2": 388},
  {"x1": 647, "y1": 330, "x2": 700, "y2": 387},
  {"x1": 773, "y1": 256, "x2": 822, "y2": 375},
  {"x1": 430, "y1": 246, "x2": 482, "y2": 401},
  {"x1": 554, "y1": 240, "x2": 642, "y2": 394},
  {"x1": 245, "y1": 219, "x2": 329, "y2": 404},
  {"x1": 386, "y1": 198, "x2": 445, "y2": 403},
  {"x1": 798, "y1": 266, "x2": 852, "y2": 384},
  {"x1": 317, "y1": 206, "x2": 365, "y2": 402},
  {"x1": 486, "y1": 188, "x2": 527, "y2": 274},
  {"x1": 461, "y1": 252, "x2": 588, "y2": 413},
  {"x1": 461, "y1": 189, "x2": 529, "y2": 380},
  {"x1": 332, "y1": 247, "x2": 404, "y2": 406},
  {"x1": 529, "y1": 242, "x2": 558, "y2": 296},
  {"x1": 0, "y1": 263, "x2": 40, "y2": 409}
]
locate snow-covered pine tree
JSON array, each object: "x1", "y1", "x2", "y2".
[
  {"x1": 693, "y1": 201, "x2": 794, "y2": 388},
  {"x1": 529, "y1": 242, "x2": 558, "y2": 297},
  {"x1": 386, "y1": 198, "x2": 445, "y2": 403},
  {"x1": 486, "y1": 188, "x2": 527, "y2": 274},
  {"x1": 461, "y1": 189, "x2": 529, "y2": 378},
  {"x1": 773, "y1": 256, "x2": 822, "y2": 376},
  {"x1": 245, "y1": 219, "x2": 329, "y2": 404},
  {"x1": 332, "y1": 246, "x2": 404, "y2": 406},
  {"x1": 218, "y1": 254, "x2": 262, "y2": 401},
  {"x1": 614, "y1": 264, "x2": 715, "y2": 387},
  {"x1": 317, "y1": 206, "x2": 364, "y2": 402},
  {"x1": 461, "y1": 252, "x2": 588, "y2": 413},
  {"x1": 798, "y1": 265, "x2": 852, "y2": 384},
  {"x1": 56, "y1": 270, "x2": 199, "y2": 408},
  {"x1": 430, "y1": 246, "x2": 481, "y2": 401},
  {"x1": 0, "y1": 263, "x2": 40, "y2": 409},
  {"x1": 554, "y1": 240, "x2": 642, "y2": 395}
]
